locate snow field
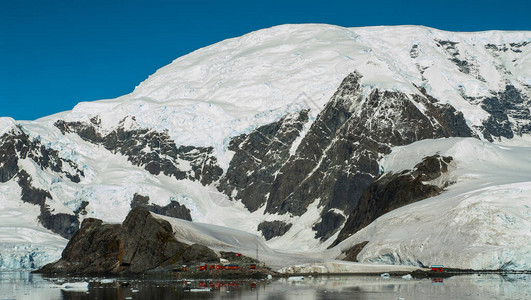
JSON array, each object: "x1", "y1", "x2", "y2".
[{"x1": 332, "y1": 137, "x2": 531, "y2": 270}]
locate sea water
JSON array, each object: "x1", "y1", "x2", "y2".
[{"x1": 0, "y1": 271, "x2": 529, "y2": 299}]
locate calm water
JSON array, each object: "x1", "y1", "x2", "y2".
[{"x1": 0, "y1": 271, "x2": 530, "y2": 300}]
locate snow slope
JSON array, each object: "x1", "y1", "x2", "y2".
[
  {"x1": 156, "y1": 213, "x2": 421, "y2": 273},
  {"x1": 0, "y1": 179, "x2": 67, "y2": 270},
  {"x1": 35, "y1": 24, "x2": 531, "y2": 164},
  {"x1": 331, "y1": 137, "x2": 531, "y2": 270},
  {"x1": 0, "y1": 118, "x2": 17, "y2": 137}
]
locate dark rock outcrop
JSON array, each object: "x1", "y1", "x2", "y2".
[
  {"x1": 17, "y1": 170, "x2": 80, "y2": 239},
  {"x1": 342, "y1": 241, "x2": 369, "y2": 262},
  {"x1": 481, "y1": 42, "x2": 530, "y2": 139},
  {"x1": 17, "y1": 170, "x2": 50, "y2": 206},
  {"x1": 218, "y1": 110, "x2": 309, "y2": 212},
  {"x1": 39, "y1": 218, "x2": 122, "y2": 274},
  {"x1": 179, "y1": 244, "x2": 219, "y2": 265},
  {"x1": 118, "y1": 207, "x2": 187, "y2": 273},
  {"x1": 331, "y1": 155, "x2": 453, "y2": 248},
  {"x1": 38, "y1": 207, "x2": 80, "y2": 240},
  {"x1": 219, "y1": 251, "x2": 258, "y2": 264},
  {"x1": 55, "y1": 118, "x2": 223, "y2": 185},
  {"x1": 38, "y1": 207, "x2": 219, "y2": 274},
  {"x1": 485, "y1": 41, "x2": 530, "y2": 54},
  {"x1": 480, "y1": 84, "x2": 531, "y2": 141},
  {"x1": 312, "y1": 210, "x2": 345, "y2": 241},
  {"x1": 263, "y1": 72, "x2": 472, "y2": 240},
  {"x1": 257, "y1": 221, "x2": 293, "y2": 240},
  {"x1": 0, "y1": 127, "x2": 84, "y2": 184},
  {"x1": 0, "y1": 127, "x2": 84, "y2": 239},
  {"x1": 131, "y1": 193, "x2": 192, "y2": 221},
  {"x1": 54, "y1": 116, "x2": 103, "y2": 143},
  {"x1": 0, "y1": 136, "x2": 19, "y2": 182},
  {"x1": 436, "y1": 40, "x2": 475, "y2": 76}
]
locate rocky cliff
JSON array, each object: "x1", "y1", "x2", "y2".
[
  {"x1": 38, "y1": 207, "x2": 218, "y2": 274},
  {"x1": 332, "y1": 154, "x2": 454, "y2": 249}
]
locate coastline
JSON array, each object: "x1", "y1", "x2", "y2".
[{"x1": 33, "y1": 266, "x2": 531, "y2": 280}]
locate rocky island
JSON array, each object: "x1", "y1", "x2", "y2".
[{"x1": 37, "y1": 207, "x2": 271, "y2": 279}]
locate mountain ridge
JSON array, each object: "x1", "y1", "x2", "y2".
[{"x1": 1, "y1": 24, "x2": 530, "y2": 270}]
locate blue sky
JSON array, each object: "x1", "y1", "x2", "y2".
[{"x1": 1, "y1": 0, "x2": 529, "y2": 120}]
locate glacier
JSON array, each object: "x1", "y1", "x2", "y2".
[{"x1": 331, "y1": 137, "x2": 531, "y2": 270}]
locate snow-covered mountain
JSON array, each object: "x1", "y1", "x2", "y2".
[
  {"x1": 329, "y1": 137, "x2": 531, "y2": 270},
  {"x1": 1, "y1": 24, "x2": 530, "y2": 270}
]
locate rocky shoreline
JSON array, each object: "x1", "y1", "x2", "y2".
[
  {"x1": 35, "y1": 206, "x2": 530, "y2": 280},
  {"x1": 36, "y1": 267, "x2": 531, "y2": 281},
  {"x1": 35, "y1": 207, "x2": 270, "y2": 277}
]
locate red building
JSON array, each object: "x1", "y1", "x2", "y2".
[
  {"x1": 226, "y1": 264, "x2": 239, "y2": 270},
  {"x1": 430, "y1": 265, "x2": 444, "y2": 272}
]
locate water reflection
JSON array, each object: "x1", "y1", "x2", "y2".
[{"x1": 0, "y1": 271, "x2": 529, "y2": 300}]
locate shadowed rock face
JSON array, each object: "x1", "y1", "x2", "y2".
[
  {"x1": 312, "y1": 210, "x2": 346, "y2": 241},
  {"x1": 482, "y1": 42, "x2": 531, "y2": 139},
  {"x1": 257, "y1": 221, "x2": 293, "y2": 241},
  {"x1": 436, "y1": 40, "x2": 476, "y2": 76},
  {"x1": 39, "y1": 218, "x2": 122, "y2": 274},
  {"x1": 217, "y1": 110, "x2": 309, "y2": 212},
  {"x1": 38, "y1": 207, "x2": 219, "y2": 274},
  {"x1": 118, "y1": 207, "x2": 187, "y2": 273},
  {"x1": 0, "y1": 128, "x2": 84, "y2": 185},
  {"x1": 263, "y1": 73, "x2": 472, "y2": 241},
  {"x1": 331, "y1": 155, "x2": 453, "y2": 248},
  {"x1": 216, "y1": 71, "x2": 483, "y2": 241},
  {"x1": 0, "y1": 128, "x2": 84, "y2": 239},
  {"x1": 131, "y1": 193, "x2": 192, "y2": 221},
  {"x1": 434, "y1": 40, "x2": 531, "y2": 141},
  {"x1": 17, "y1": 170, "x2": 81, "y2": 239},
  {"x1": 342, "y1": 241, "x2": 369, "y2": 262},
  {"x1": 55, "y1": 118, "x2": 223, "y2": 185},
  {"x1": 479, "y1": 84, "x2": 531, "y2": 141},
  {"x1": 178, "y1": 244, "x2": 219, "y2": 265}
]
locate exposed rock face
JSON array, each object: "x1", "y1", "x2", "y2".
[
  {"x1": 55, "y1": 118, "x2": 223, "y2": 185},
  {"x1": 38, "y1": 207, "x2": 218, "y2": 274},
  {"x1": 16, "y1": 169, "x2": 50, "y2": 206},
  {"x1": 179, "y1": 244, "x2": 219, "y2": 265},
  {"x1": 332, "y1": 155, "x2": 453, "y2": 248},
  {"x1": 480, "y1": 85, "x2": 531, "y2": 141},
  {"x1": 342, "y1": 241, "x2": 369, "y2": 262},
  {"x1": 257, "y1": 221, "x2": 293, "y2": 240},
  {"x1": 39, "y1": 218, "x2": 122, "y2": 274},
  {"x1": 434, "y1": 39, "x2": 531, "y2": 141},
  {"x1": 131, "y1": 193, "x2": 192, "y2": 221},
  {"x1": 481, "y1": 42, "x2": 531, "y2": 140},
  {"x1": 0, "y1": 127, "x2": 84, "y2": 184},
  {"x1": 312, "y1": 210, "x2": 346, "y2": 241},
  {"x1": 16, "y1": 170, "x2": 80, "y2": 239},
  {"x1": 436, "y1": 40, "x2": 476, "y2": 76},
  {"x1": 38, "y1": 207, "x2": 80, "y2": 240},
  {"x1": 262, "y1": 73, "x2": 472, "y2": 240},
  {"x1": 0, "y1": 128, "x2": 84, "y2": 239},
  {"x1": 218, "y1": 110, "x2": 309, "y2": 212},
  {"x1": 118, "y1": 207, "x2": 187, "y2": 273},
  {"x1": 219, "y1": 251, "x2": 259, "y2": 264}
]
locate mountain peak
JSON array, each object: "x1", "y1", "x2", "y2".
[{"x1": 1, "y1": 24, "x2": 530, "y2": 271}]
